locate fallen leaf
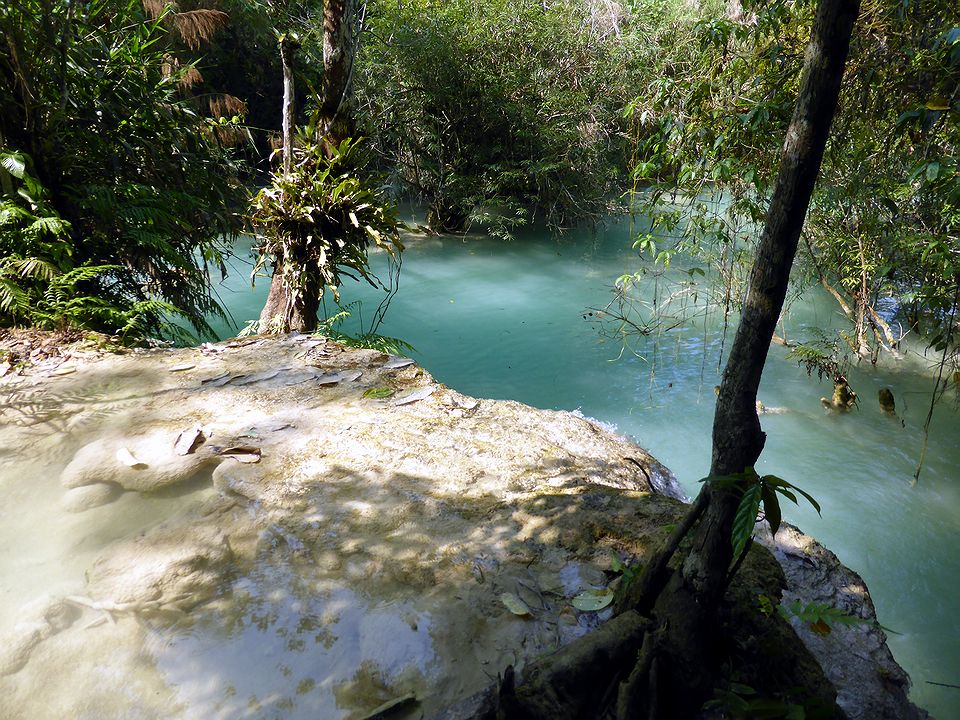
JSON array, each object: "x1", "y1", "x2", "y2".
[
  {"x1": 571, "y1": 588, "x2": 614, "y2": 612},
  {"x1": 174, "y1": 426, "x2": 205, "y2": 456},
  {"x1": 393, "y1": 386, "x2": 435, "y2": 406},
  {"x1": 315, "y1": 369, "x2": 363, "y2": 386},
  {"x1": 363, "y1": 387, "x2": 395, "y2": 399},
  {"x1": 200, "y1": 372, "x2": 230, "y2": 385},
  {"x1": 116, "y1": 447, "x2": 147, "y2": 469},
  {"x1": 169, "y1": 363, "x2": 195, "y2": 372},
  {"x1": 284, "y1": 371, "x2": 319, "y2": 385},
  {"x1": 52, "y1": 365, "x2": 76, "y2": 376},
  {"x1": 383, "y1": 357, "x2": 415, "y2": 370},
  {"x1": 218, "y1": 446, "x2": 261, "y2": 463},
  {"x1": 500, "y1": 592, "x2": 532, "y2": 618},
  {"x1": 810, "y1": 619, "x2": 832, "y2": 636},
  {"x1": 230, "y1": 369, "x2": 281, "y2": 386}
]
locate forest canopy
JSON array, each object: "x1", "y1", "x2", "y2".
[{"x1": 0, "y1": 0, "x2": 957, "y2": 371}]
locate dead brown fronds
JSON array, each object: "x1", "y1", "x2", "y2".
[
  {"x1": 173, "y1": 9, "x2": 228, "y2": 50},
  {"x1": 267, "y1": 131, "x2": 283, "y2": 151},
  {"x1": 161, "y1": 54, "x2": 179, "y2": 79},
  {"x1": 212, "y1": 124, "x2": 253, "y2": 148},
  {"x1": 208, "y1": 94, "x2": 248, "y2": 119},
  {"x1": 179, "y1": 65, "x2": 204, "y2": 90},
  {"x1": 142, "y1": 0, "x2": 177, "y2": 20}
]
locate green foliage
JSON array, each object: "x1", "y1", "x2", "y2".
[
  {"x1": 316, "y1": 301, "x2": 415, "y2": 356},
  {"x1": 706, "y1": 683, "x2": 806, "y2": 720},
  {"x1": 0, "y1": 153, "x2": 193, "y2": 339},
  {"x1": 251, "y1": 136, "x2": 403, "y2": 327},
  {"x1": 703, "y1": 468, "x2": 820, "y2": 561},
  {"x1": 1, "y1": 0, "x2": 245, "y2": 340},
  {"x1": 777, "y1": 600, "x2": 868, "y2": 637},
  {"x1": 623, "y1": 0, "x2": 960, "y2": 363},
  {"x1": 785, "y1": 337, "x2": 846, "y2": 384},
  {"x1": 358, "y1": 0, "x2": 663, "y2": 234}
]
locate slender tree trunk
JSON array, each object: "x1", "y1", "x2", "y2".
[
  {"x1": 649, "y1": 0, "x2": 862, "y2": 714},
  {"x1": 259, "y1": 3, "x2": 357, "y2": 335},
  {"x1": 280, "y1": 34, "x2": 296, "y2": 176},
  {"x1": 259, "y1": 33, "x2": 302, "y2": 333},
  {"x1": 492, "y1": 3, "x2": 861, "y2": 718}
]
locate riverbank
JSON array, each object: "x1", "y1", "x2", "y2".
[{"x1": 0, "y1": 333, "x2": 926, "y2": 718}]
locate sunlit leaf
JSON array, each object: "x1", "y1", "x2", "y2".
[
  {"x1": 731, "y1": 483, "x2": 762, "y2": 559},
  {"x1": 571, "y1": 588, "x2": 614, "y2": 612},
  {"x1": 218, "y1": 446, "x2": 261, "y2": 463}
]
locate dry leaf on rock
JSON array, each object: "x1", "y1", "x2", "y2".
[
  {"x1": 571, "y1": 588, "x2": 613, "y2": 612},
  {"x1": 393, "y1": 386, "x2": 435, "y2": 406},
  {"x1": 230, "y1": 369, "x2": 280, "y2": 386},
  {"x1": 218, "y1": 446, "x2": 261, "y2": 463},
  {"x1": 200, "y1": 372, "x2": 230, "y2": 386},
  {"x1": 173, "y1": 427, "x2": 205, "y2": 456},
  {"x1": 383, "y1": 357, "x2": 415, "y2": 370},
  {"x1": 116, "y1": 447, "x2": 147, "y2": 469},
  {"x1": 500, "y1": 592, "x2": 532, "y2": 617}
]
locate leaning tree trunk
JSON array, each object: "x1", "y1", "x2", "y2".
[
  {"x1": 649, "y1": 0, "x2": 862, "y2": 715},
  {"x1": 496, "y1": 1, "x2": 861, "y2": 717}
]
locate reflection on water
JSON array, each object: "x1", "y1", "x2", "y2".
[
  {"x1": 205, "y1": 216, "x2": 959, "y2": 717},
  {"x1": 153, "y1": 556, "x2": 435, "y2": 720}
]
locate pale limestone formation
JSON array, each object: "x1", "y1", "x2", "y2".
[{"x1": 0, "y1": 335, "x2": 925, "y2": 720}]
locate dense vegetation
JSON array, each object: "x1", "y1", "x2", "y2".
[
  {"x1": 621, "y1": 0, "x2": 958, "y2": 371},
  {"x1": 2, "y1": 0, "x2": 957, "y2": 715},
  {"x1": 4, "y1": 0, "x2": 953, "y2": 361},
  {"x1": 0, "y1": 0, "x2": 246, "y2": 340}
]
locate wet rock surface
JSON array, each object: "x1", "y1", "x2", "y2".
[{"x1": 0, "y1": 335, "x2": 925, "y2": 719}]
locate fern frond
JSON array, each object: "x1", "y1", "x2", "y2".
[{"x1": 12, "y1": 256, "x2": 58, "y2": 280}]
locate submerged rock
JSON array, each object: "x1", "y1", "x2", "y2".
[{"x1": 0, "y1": 335, "x2": 925, "y2": 719}]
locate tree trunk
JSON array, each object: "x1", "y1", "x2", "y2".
[
  {"x1": 319, "y1": 0, "x2": 355, "y2": 148},
  {"x1": 655, "y1": 1, "x2": 861, "y2": 714},
  {"x1": 279, "y1": 33, "x2": 296, "y2": 176},
  {"x1": 259, "y1": 33, "x2": 304, "y2": 334},
  {"x1": 260, "y1": 0, "x2": 357, "y2": 335},
  {"x1": 493, "y1": 3, "x2": 861, "y2": 717},
  {"x1": 614, "y1": 1, "x2": 862, "y2": 716}
]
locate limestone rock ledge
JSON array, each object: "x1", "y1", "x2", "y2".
[{"x1": 0, "y1": 334, "x2": 925, "y2": 719}]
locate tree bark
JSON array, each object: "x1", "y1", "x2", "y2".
[
  {"x1": 493, "y1": 3, "x2": 861, "y2": 717},
  {"x1": 259, "y1": 32, "x2": 303, "y2": 334},
  {"x1": 647, "y1": 0, "x2": 862, "y2": 714},
  {"x1": 259, "y1": 0, "x2": 356, "y2": 335},
  {"x1": 319, "y1": 0, "x2": 355, "y2": 147},
  {"x1": 279, "y1": 33, "x2": 296, "y2": 176}
]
